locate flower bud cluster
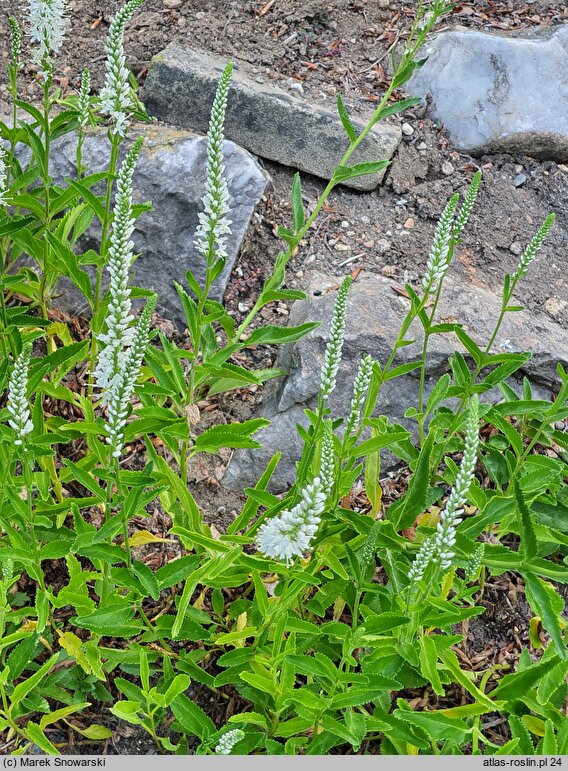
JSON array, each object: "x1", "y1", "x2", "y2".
[
  {"x1": 345, "y1": 353, "x2": 374, "y2": 436},
  {"x1": 422, "y1": 194, "x2": 459, "y2": 291},
  {"x1": 194, "y1": 63, "x2": 233, "y2": 265},
  {"x1": 215, "y1": 729, "x2": 245, "y2": 755},
  {"x1": 512, "y1": 213, "x2": 555, "y2": 284},
  {"x1": 0, "y1": 148, "x2": 8, "y2": 207},
  {"x1": 100, "y1": 0, "x2": 145, "y2": 137},
  {"x1": 9, "y1": 17, "x2": 22, "y2": 67},
  {"x1": 7, "y1": 344, "x2": 34, "y2": 446},
  {"x1": 27, "y1": 0, "x2": 66, "y2": 78},
  {"x1": 256, "y1": 478, "x2": 327, "y2": 564},
  {"x1": 319, "y1": 423, "x2": 335, "y2": 497},
  {"x1": 78, "y1": 68, "x2": 91, "y2": 130},
  {"x1": 454, "y1": 171, "x2": 481, "y2": 237},
  {"x1": 433, "y1": 395, "x2": 480, "y2": 570},
  {"x1": 320, "y1": 276, "x2": 351, "y2": 402}
]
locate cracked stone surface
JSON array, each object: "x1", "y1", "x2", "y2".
[
  {"x1": 21, "y1": 123, "x2": 269, "y2": 325},
  {"x1": 408, "y1": 27, "x2": 568, "y2": 160},
  {"x1": 224, "y1": 271, "x2": 568, "y2": 493}
]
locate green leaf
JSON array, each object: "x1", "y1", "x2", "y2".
[
  {"x1": 387, "y1": 430, "x2": 434, "y2": 531},
  {"x1": 513, "y1": 480, "x2": 538, "y2": 560},
  {"x1": 171, "y1": 694, "x2": 216, "y2": 740},
  {"x1": 352, "y1": 430, "x2": 410, "y2": 459},
  {"x1": 11, "y1": 653, "x2": 59, "y2": 704},
  {"x1": 245, "y1": 322, "x2": 319, "y2": 346},
  {"x1": 418, "y1": 635, "x2": 444, "y2": 696},
  {"x1": 291, "y1": 172, "x2": 305, "y2": 233},
  {"x1": 24, "y1": 722, "x2": 59, "y2": 755},
  {"x1": 132, "y1": 561, "x2": 160, "y2": 602},
  {"x1": 193, "y1": 418, "x2": 270, "y2": 453},
  {"x1": 394, "y1": 709, "x2": 469, "y2": 742},
  {"x1": 333, "y1": 160, "x2": 390, "y2": 183},
  {"x1": 336, "y1": 94, "x2": 357, "y2": 142},
  {"x1": 6, "y1": 634, "x2": 39, "y2": 681},
  {"x1": 490, "y1": 654, "x2": 560, "y2": 701},
  {"x1": 379, "y1": 97, "x2": 422, "y2": 119},
  {"x1": 523, "y1": 575, "x2": 567, "y2": 660},
  {"x1": 74, "y1": 604, "x2": 135, "y2": 635}
]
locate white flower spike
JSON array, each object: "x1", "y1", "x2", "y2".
[
  {"x1": 104, "y1": 296, "x2": 155, "y2": 460},
  {"x1": 215, "y1": 729, "x2": 245, "y2": 755},
  {"x1": 100, "y1": 0, "x2": 145, "y2": 137},
  {"x1": 320, "y1": 275, "x2": 351, "y2": 403},
  {"x1": 194, "y1": 62, "x2": 233, "y2": 267},
  {"x1": 93, "y1": 138, "x2": 143, "y2": 396},
  {"x1": 256, "y1": 478, "x2": 327, "y2": 564},
  {"x1": 27, "y1": 0, "x2": 66, "y2": 79},
  {"x1": 7, "y1": 344, "x2": 34, "y2": 446}
]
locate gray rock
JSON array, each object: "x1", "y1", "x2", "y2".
[
  {"x1": 408, "y1": 27, "x2": 568, "y2": 161},
  {"x1": 141, "y1": 46, "x2": 402, "y2": 191},
  {"x1": 224, "y1": 271, "x2": 568, "y2": 493},
  {"x1": 33, "y1": 124, "x2": 268, "y2": 324}
]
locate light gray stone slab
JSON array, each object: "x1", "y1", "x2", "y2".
[
  {"x1": 141, "y1": 46, "x2": 402, "y2": 191},
  {"x1": 34, "y1": 124, "x2": 268, "y2": 324},
  {"x1": 408, "y1": 27, "x2": 568, "y2": 160},
  {"x1": 224, "y1": 271, "x2": 568, "y2": 492}
]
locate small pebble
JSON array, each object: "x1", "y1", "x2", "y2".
[
  {"x1": 347, "y1": 230, "x2": 356, "y2": 237},
  {"x1": 509, "y1": 242, "x2": 523, "y2": 256},
  {"x1": 402, "y1": 122, "x2": 414, "y2": 136},
  {"x1": 288, "y1": 80, "x2": 304, "y2": 94},
  {"x1": 376, "y1": 239, "x2": 391, "y2": 254},
  {"x1": 416, "y1": 141, "x2": 427, "y2": 150},
  {"x1": 360, "y1": 215, "x2": 371, "y2": 224},
  {"x1": 295, "y1": 270, "x2": 304, "y2": 277},
  {"x1": 544, "y1": 297, "x2": 568, "y2": 319},
  {"x1": 441, "y1": 160, "x2": 454, "y2": 176},
  {"x1": 513, "y1": 173, "x2": 527, "y2": 187},
  {"x1": 341, "y1": 220, "x2": 350, "y2": 228},
  {"x1": 163, "y1": 0, "x2": 182, "y2": 6},
  {"x1": 382, "y1": 265, "x2": 396, "y2": 276},
  {"x1": 238, "y1": 302, "x2": 248, "y2": 313},
  {"x1": 403, "y1": 217, "x2": 415, "y2": 229},
  {"x1": 334, "y1": 243, "x2": 351, "y2": 252}
]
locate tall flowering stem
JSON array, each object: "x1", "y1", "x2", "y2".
[
  {"x1": 256, "y1": 478, "x2": 326, "y2": 564},
  {"x1": 100, "y1": 296, "x2": 155, "y2": 581},
  {"x1": 194, "y1": 62, "x2": 233, "y2": 276},
  {"x1": 92, "y1": 138, "x2": 143, "y2": 393},
  {"x1": 408, "y1": 395, "x2": 479, "y2": 586},
  {"x1": 180, "y1": 64, "x2": 234, "y2": 489},
  {"x1": 76, "y1": 68, "x2": 91, "y2": 179}
]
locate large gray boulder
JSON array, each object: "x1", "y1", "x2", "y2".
[
  {"x1": 408, "y1": 27, "x2": 568, "y2": 161},
  {"x1": 141, "y1": 46, "x2": 401, "y2": 191},
  {"x1": 224, "y1": 271, "x2": 568, "y2": 493},
  {"x1": 37, "y1": 124, "x2": 268, "y2": 323}
]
